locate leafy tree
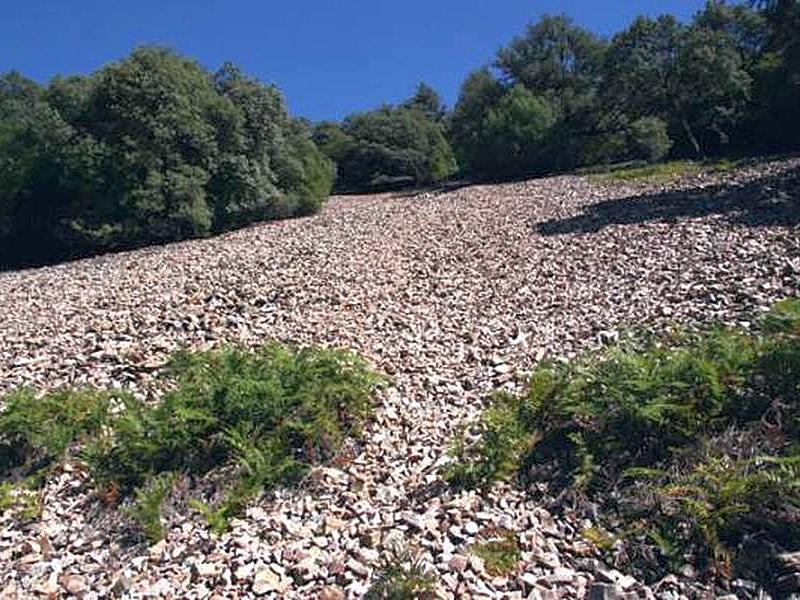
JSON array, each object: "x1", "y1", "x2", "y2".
[
  {"x1": 749, "y1": 0, "x2": 800, "y2": 148},
  {"x1": 602, "y1": 15, "x2": 683, "y2": 123},
  {"x1": 449, "y1": 67, "x2": 506, "y2": 175},
  {"x1": 0, "y1": 48, "x2": 333, "y2": 267},
  {"x1": 464, "y1": 85, "x2": 557, "y2": 178},
  {"x1": 671, "y1": 23, "x2": 752, "y2": 156},
  {"x1": 317, "y1": 83, "x2": 456, "y2": 191},
  {"x1": 334, "y1": 105, "x2": 456, "y2": 190},
  {"x1": 402, "y1": 82, "x2": 447, "y2": 121},
  {"x1": 628, "y1": 116, "x2": 673, "y2": 162},
  {"x1": 496, "y1": 14, "x2": 605, "y2": 117}
]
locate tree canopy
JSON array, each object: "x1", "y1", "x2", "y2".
[
  {"x1": 314, "y1": 85, "x2": 456, "y2": 192},
  {"x1": 0, "y1": 47, "x2": 332, "y2": 268},
  {"x1": 449, "y1": 2, "x2": 800, "y2": 180}
]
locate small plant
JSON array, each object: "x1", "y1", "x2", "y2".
[
  {"x1": 589, "y1": 158, "x2": 735, "y2": 184},
  {"x1": 365, "y1": 545, "x2": 438, "y2": 600},
  {"x1": 124, "y1": 472, "x2": 177, "y2": 544},
  {"x1": 0, "y1": 480, "x2": 42, "y2": 521},
  {"x1": 581, "y1": 525, "x2": 618, "y2": 552},
  {"x1": 85, "y1": 342, "x2": 384, "y2": 535},
  {"x1": 444, "y1": 393, "x2": 535, "y2": 489},
  {"x1": 0, "y1": 387, "x2": 120, "y2": 477},
  {"x1": 471, "y1": 527, "x2": 520, "y2": 576}
]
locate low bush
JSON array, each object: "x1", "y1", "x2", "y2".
[
  {"x1": 365, "y1": 545, "x2": 438, "y2": 600},
  {"x1": 470, "y1": 527, "x2": 521, "y2": 576},
  {"x1": 0, "y1": 342, "x2": 384, "y2": 540},
  {"x1": 590, "y1": 158, "x2": 735, "y2": 183},
  {"x1": 447, "y1": 299, "x2": 800, "y2": 585}
]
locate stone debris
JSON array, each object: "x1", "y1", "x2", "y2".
[{"x1": 1, "y1": 158, "x2": 798, "y2": 598}]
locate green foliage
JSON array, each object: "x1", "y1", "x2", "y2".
[
  {"x1": 0, "y1": 387, "x2": 120, "y2": 477},
  {"x1": 470, "y1": 527, "x2": 521, "y2": 576},
  {"x1": 450, "y1": 2, "x2": 798, "y2": 182},
  {"x1": 124, "y1": 472, "x2": 177, "y2": 544},
  {"x1": 590, "y1": 158, "x2": 734, "y2": 183},
  {"x1": 447, "y1": 299, "x2": 800, "y2": 583},
  {"x1": 651, "y1": 452, "x2": 800, "y2": 573},
  {"x1": 0, "y1": 48, "x2": 333, "y2": 268},
  {"x1": 495, "y1": 14, "x2": 605, "y2": 117},
  {"x1": 466, "y1": 85, "x2": 558, "y2": 179},
  {"x1": 365, "y1": 546, "x2": 438, "y2": 600},
  {"x1": 628, "y1": 117, "x2": 673, "y2": 163},
  {"x1": 0, "y1": 480, "x2": 42, "y2": 521},
  {"x1": 0, "y1": 343, "x2": 383, "y2": 540},
  {"x1": 87, "y1": 343, "x2": 383, "y2": 533},
  {"x1": 445, "y1": 393, "x2": 536, "y2": 489},
  {"x1": 315, "y1": 84, "x2": 456, "y2": 192}
]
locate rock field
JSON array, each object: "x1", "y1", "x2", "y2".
[{"x1": 1, "y1": 158, "x2": 799, "y2": 598}]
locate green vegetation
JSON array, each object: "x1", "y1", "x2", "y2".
[
  {"x1": 588, "y1": 158, "x2": 736, "y2": 184},
  {"x1": 470, "y1": 527, "x2": 521, "y2": 576},
  {"x1": 449, "y1": 3, "x2": 799, "y2": 181},
  {"x1": 0, "y1": 343, "x2": 384, "y2": 540},
  {"x1": 447, "y1": 299, "x2": 800, "y2": 584},
  {"x1": 0, "y1": 47, "x2": 333, "y2": 268},
  {"x1": 314, "y1": 83, "x2": 456, "y2": 192},
  {"x1": 365, "y1": 546, "x2": 438, "y2": 600}
]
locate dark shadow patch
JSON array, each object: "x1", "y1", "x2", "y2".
[{"x1": 536, "y1": 167, "x2": 800, "y2": 236}]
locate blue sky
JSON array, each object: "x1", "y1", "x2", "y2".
[{"x1": 2, "y1": 1, "x2": 704, "y2": 122}]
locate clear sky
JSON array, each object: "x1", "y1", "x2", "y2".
[{"x1": 2, "y1": 1, "x2": 705, "y2": 122}]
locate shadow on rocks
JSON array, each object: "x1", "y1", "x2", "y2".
[{"x1": 535, "y1": 167, "x2": 800, "y2": 236}]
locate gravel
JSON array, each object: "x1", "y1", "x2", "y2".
[{"x1": 1, "y1": 157, "x2": 799, "y2": 599}]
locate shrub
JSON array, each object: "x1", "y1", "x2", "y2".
[
  {"x1": 0, "y1": 342, "x2": 384, "y2": 540},
  {"x1": 365, "y1": 546, "x2": 438, "y2": 600},
  {"x1": 0, "y1": 387, "x2": 121, "y2": 478},
  {"x1": 628, "y1": 117, "x2": 673, "y2": 163},
  {"x1": 447, "y1": 299, "x2": 800, "y2": 585},
  {"x1": 471, "y1": 527, "x2": 521, "y2": 576}
]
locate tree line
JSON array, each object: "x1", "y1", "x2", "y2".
[
  {"x1": 0, "y1": 47, "x2": 333, "y2": 267},
  {"x1": 1, "y1": 1, "x2": 798, "y2": 266},
  {"x1": 319, "y1": 0, "x2": 799, "y2": 188}
]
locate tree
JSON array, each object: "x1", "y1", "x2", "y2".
[
  {"x1": 402, "y1": 82, "x2": 447, "y2": 121},
  {"x1": 602, "y1": 15, "x2": 683, "y2": 123},
  {"x1": 670, "y1": 23, "x2": 752, "y2": 156},
  {"x1": 449, "y1": 67, "x2": 507, "y2": 175},
  {"x1": 317, "y1": 83, "x2": 456, "y2": 192},
  {"x1": 0, "y1": 48, "x2": 333, "y2": 267},
  {"x1": 460, "y1": 85, "x2": 557, "y2": 178},
  {"x1": 496, "y1": 14, "x2": 605, "y2": 116},
  {"x1": 333, "y1": 106, "x2": 456, "y2": 191}
]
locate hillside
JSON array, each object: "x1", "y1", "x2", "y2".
[{"x1": 1, "y1": 157, "x2": 799, "y2": 598}]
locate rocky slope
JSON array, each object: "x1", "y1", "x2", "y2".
[{"x1": 1, "y1": 158, "x2": 799, "y2": 599}]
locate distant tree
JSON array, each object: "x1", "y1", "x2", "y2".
[
  {"x1": 671, "y1": 23, "x2": 752, "y2": 156},
  {"x1": 316, "y1": 83, "x2": 456, "y2": 191},
  {"x1": 602, "y1": 15, "x2": 683, "y2": 123},
  {"x1": 749, "y1": 0, "x2": 800, "y2": 148},
  {"x1": 402, "y1": 82, "x2": 447, "y2": 121},
  {"x1": 462, "y1": 85, "x2": 557, "y2": 178},
  {"x1": 334, "y1": 105, "x2": 456, "y2": 191},
  {"x1": 449, "y1": 67, "x2": 506, "y2": 174},
  {"x1": 313, "y1": 121, "x2": 355, "y2": 166},
  {"x1": 602, "y1": 11, "x2": 752, "y2": 158},
  {"x1": 496, "y1": 14, "x2": 605, "y2": 117},
  {"x1": 628, "y1": 116, "x2": 673, "y2": 162}
]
